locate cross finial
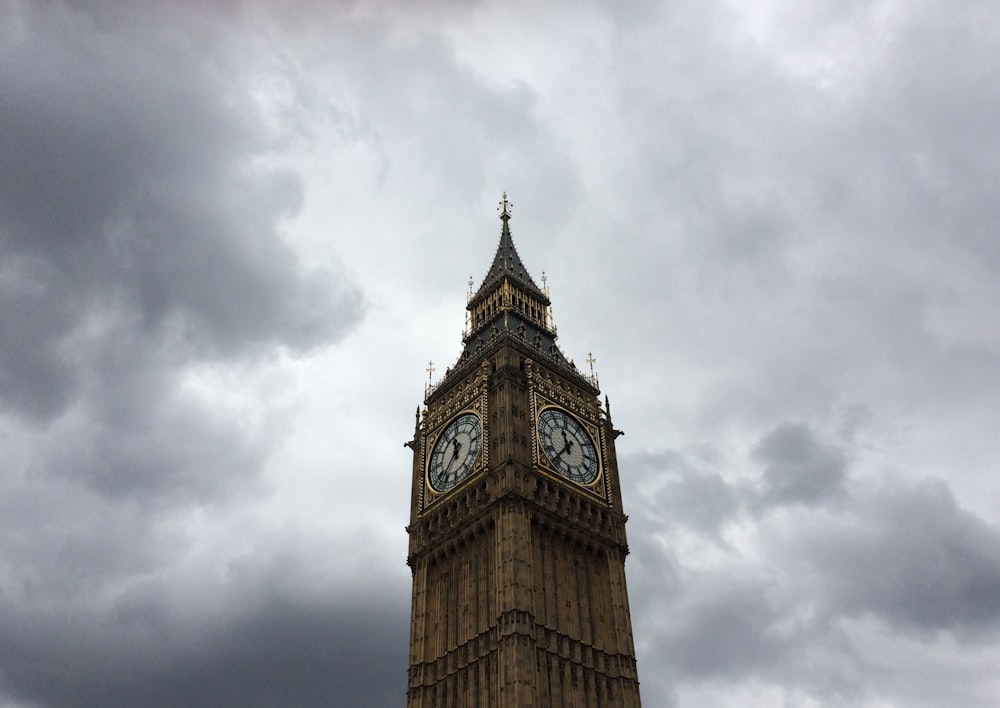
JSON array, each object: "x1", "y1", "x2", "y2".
[
  {"x1": 586, "y1": 351, "x2": 599, "y2": 387},
  {"x1": 424, "y1": 360, "x2": 437, "y2": 397},
  {"x1": 498, "y1": 192, "x2": 512, "y2": 220}
]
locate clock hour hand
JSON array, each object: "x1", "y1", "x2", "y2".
[{"x1": 550, "y1": 430, "x2": 574, "y2": 463}]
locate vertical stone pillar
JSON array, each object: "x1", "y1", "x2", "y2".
[{"x1": 494, "y1": 494, "x2": 537, "y2": 707}]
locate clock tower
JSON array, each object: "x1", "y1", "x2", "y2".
[{"x1": 405, "y1": 196, "x2": 642, "y2": 707}]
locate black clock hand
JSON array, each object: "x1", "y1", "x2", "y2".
[
  {"x1": 441, "y1": 439, "x2": 455, "y2": 472},
  {"x1": 445, "y1": 439, "x2": 463, "y2": 476},
  {"x1": 550, "y1": 431, "x2": 574, "y2": 463},
  {"x1": 560, "y1": 430, "x2": 575, "y2": 457}
]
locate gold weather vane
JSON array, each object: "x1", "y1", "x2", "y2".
[{"x1": 425, "y1": 360, "x2": 436, "y2": 396}]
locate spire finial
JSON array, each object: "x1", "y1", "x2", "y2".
[
  {"x1": 498, "y1": 192, "x2": 512, "y2": 220},
  {"x1": 425, "y1": 360, "x2": 436, "y2": 396},
  {"x1": 586, "y1": 351, "x2": 599, "y2": 387}
]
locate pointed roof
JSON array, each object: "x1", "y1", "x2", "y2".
[
  {"x1": 424, "y1": 195, "x2": 598, "y2": 403},
  {"x1": 470, "y1": 194, "x2": 547, "y2": 304}
]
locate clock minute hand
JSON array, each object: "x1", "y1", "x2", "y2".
[{"x1": 445, "y1": 439, "x2": 463, "y2": 476}]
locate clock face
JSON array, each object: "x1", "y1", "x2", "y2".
[
  {"x1": 537, "y1": 408, "x2": 600, "y2": 485},
  {"x1": 427, "y1": 413, "x2": 482, "y2": 492}
]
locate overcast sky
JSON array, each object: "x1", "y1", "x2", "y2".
[{"x1": 2, "y1": 1, "x2": 1000, "y2": 706}]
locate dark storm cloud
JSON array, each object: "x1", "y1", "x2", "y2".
[
  {"x1": 0, "y1": 3, "x2": 371, "y2": 707},
  {"x1": 0, "y1": 1, "x2": 362, "y2": 422},
  {"x1": 0, "y1": 589, "x2": 408, "y2": 708},
  {"x1": 0, "y1": 473, "x2": 410, "y2": 708}
]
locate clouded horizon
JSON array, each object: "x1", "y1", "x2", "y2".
[{"x1": 2, "y1": 1, "x2": 999, "y2": 706}]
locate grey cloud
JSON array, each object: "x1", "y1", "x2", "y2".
[
  {"x1": 312, "y1": 24, "x2": 582, "y2": 230},
  {"x1": 0, "y1": 1, "x2": 363, "y2": 421},
  {"x1": 627, "y1": 432, "x2": 1000, "y2": 703},
  {"x1": 2, "y1": 1, "x2": 1000, "y2": 707},
  {"x1": 0, "y1": 591, "x2": 408, "y2": 708},
  {"x1": 0, "y1": 477, "x2": 175, "y2": 604},
  {"x1": 627, "y1": 448, "x2": 741, "y2": 540},
  {"x1": 792, "y1": 478, "x2": 1000, "y2": 639},
  {"x1": 625, "y1": 422, "x2": 850, "y2": 539},
  {"x1": 40, "y1": 384, "x2": 266, "y2": 505},
  {"x1": 661, "y1": 574, "x2": 793, "y2": 679},
  {"x1": 633, "y1": 473, "x2": 1000, "y2": 701},
  {"x1": 752, "y1": 422, "x2": 848, "y2": 508},
  {"x1": 0, "y1": 6, "x2": 374, "y2": 706}
]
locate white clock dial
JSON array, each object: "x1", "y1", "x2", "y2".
[
  {"x1": 537, "y1": 408, "x2": 599, "y2": 485},
  {"x1": 428, "y1": 413, "x2": 482, "y2": 492}
]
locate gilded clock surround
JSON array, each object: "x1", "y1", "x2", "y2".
[
  {"x1": 405, "y1": 197, "x2": 641, "y2": 707},
  {"x1": 536, "y1": 406, "x2": 601, "y2": 486},
  {"x1": 418, "y1": 363, "x2": 491, "y2": 511},
  {"x1": 427, "y1": 412, "x2": 483, "y2": 492}
]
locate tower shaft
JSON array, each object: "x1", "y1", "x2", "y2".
[{"x1": 406, "y1": 202, "x2": 641, "y2": 707}]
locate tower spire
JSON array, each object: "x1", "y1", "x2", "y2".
[
  {"x1": 474, "y1": 193, "x2": 542, "y2": 297},
  {"x1": 432, "y1": 196, "x2": 598, "y2": 403}
]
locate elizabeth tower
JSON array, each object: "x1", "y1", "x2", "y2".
[{"x1": 405, "y1": 197, "x2": 641, "y2": 707}]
